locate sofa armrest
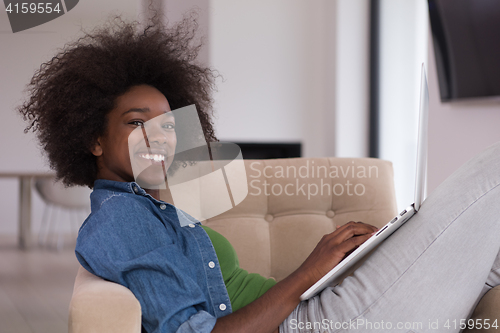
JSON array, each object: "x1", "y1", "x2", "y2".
[
  {"x1": 69, "y1": 266, "x2": 142, "y2": 333},
  {"x1": 463, "y1": 286, "x2": 500, "y2": 333}
]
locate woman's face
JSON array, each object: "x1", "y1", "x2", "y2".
[{"x1": 92, "y1": 85, "x2": 176, "y2": 187}]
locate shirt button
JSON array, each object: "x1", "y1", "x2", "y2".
[
  {"x1": 208, "y1": 261, "x2": 215, "y2": 268},
  {"x1": 132, "y1": 186, "x2": 139, "y2": 193},
  {"x1": 188, "y1": 224, "x2": 195, "y2": 228},
  {"x1": 160, "y1": 204, "x2": 167, "y2": 210},
  {"x1": 219, "y1": 303, "x2": 226, "y2": 311}
]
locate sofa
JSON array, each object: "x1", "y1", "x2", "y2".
[{"x1": 68, "y1": 157, "x2": 499, "y2": 332}]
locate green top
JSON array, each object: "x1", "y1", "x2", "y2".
[{"x1": 202, "y1": 226, "x2": 277, "y2": 311}]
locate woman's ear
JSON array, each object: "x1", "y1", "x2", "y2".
[{"x1": 91, "y1": 139, "x2": 103, "y2": 157}]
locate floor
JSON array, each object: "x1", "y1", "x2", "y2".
[{"x1": 0, "y1": 236, "x2": 80, "y2": 333}]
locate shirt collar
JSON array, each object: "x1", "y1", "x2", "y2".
[
  {"x1": 92, "y1": 179, "x2": 199, "y2": 228},
  {"x1": 93, "y1": 179, "x2": 147, "y2": 196},
  {"x1": 93, "y1": 179, "x2": 172, "y2": 207}
]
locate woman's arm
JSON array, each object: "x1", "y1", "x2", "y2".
[{"x1": 211, "y1": 221, "x2": 378, "y2": 333}]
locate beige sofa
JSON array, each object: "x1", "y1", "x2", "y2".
[{"x1": 69, "y1": 157, "x2": 498, "y2": 332}]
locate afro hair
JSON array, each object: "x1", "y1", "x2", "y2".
[{"x1": 18, "y1": 14, "x2": 218, "y2": 188}]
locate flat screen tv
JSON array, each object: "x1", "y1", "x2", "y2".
[{"x1": 428, "y1": 0, "x2": 500, "y2": 101}]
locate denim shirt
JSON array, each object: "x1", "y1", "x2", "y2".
[{"x1": 75, "y1": 179, "x2": 232, "y2": 333}]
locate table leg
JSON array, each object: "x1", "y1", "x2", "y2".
[{"x1": 18, "y1": 176, "x2": 32, "y2": 249}]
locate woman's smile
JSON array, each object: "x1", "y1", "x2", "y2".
[{"x1": 137, "y1": 153, "x2": 166, "y2": 163}]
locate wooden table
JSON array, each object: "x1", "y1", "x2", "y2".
[{"x1": 0, "y1": 172, "x2": 55, "y2": 249}]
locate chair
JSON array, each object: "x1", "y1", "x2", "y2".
[
  {"x1": 35, "y1": 177, "x2": 91, "y2": 250},
  {"x1": 68, "y1": 157, "x2": 500, "y2": 332}
]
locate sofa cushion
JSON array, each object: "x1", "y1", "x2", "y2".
[
  {"x1": 204, "y1": 158, "x2": 397, "y2": 281},
  {"x1": 463, "y1": 286, "x2": 500, "y2": 332}
]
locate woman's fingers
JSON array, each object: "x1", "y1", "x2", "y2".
[
  {"x1": 297, "y1": 221, "x2": 379, "y2": 286},
  {"x1": 336, "y1": 233, "x2": 373, "y2": 254},
  {"x1": 324, "y1": 222, "x2": 377, "y2": 263},
  {"x1": 336, "y1": 221, "x2": 378, "y2": 233},
  {"x1": 328, "y1": 221, "x2": 378, "y2": 245}
]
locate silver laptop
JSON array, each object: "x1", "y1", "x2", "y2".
[{"x1": 300, "y1": 64, "x2": 429, "y2": 301}]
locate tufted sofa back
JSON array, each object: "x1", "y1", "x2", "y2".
[
  {"x1": 69, "y1": 157, "x2": 398, "y2": 333},
  {"x1": 203, "y1": 157, "x2": 398, "y2": 281}
]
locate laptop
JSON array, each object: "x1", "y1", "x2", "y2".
[{"x1": 300, "y1": 64, "x2": 429, "y2": 301}]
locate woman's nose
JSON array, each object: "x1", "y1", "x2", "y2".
[{"x1": 147, "y1": 125, "x2": 168, "y2": 145}]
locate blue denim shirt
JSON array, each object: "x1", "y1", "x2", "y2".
[{"x1": 75, "y1": 179, "x2": 232, "y2": 333}]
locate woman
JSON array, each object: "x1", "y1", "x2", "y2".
[{"x1": 19, "y1": 16, "x2": 500, "y2": 333}]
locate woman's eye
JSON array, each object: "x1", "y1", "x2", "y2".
[
  {"x1": 129, "y1": 120, "x2": 144, "y2": 126},
  {"x1": 162, "y1": 123, "x2": 175, "y2": 130}
]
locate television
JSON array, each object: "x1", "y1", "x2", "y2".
[{"x1": 428, "y1": 0, "x2": 500, "y2": 101}]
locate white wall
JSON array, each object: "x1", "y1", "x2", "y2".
[
  {"x1": 378, "y1": 0, "x2": 428, "y2": 210},
  {"x1": 208, "y1": 0, "x2": 370, "y2": 159},
  {"x1": 378, "y1": 0, "x2": 500, "y2": 208},
  {"x1": 335, "y1": 0, "x2": 370, "y2": 158},
  {"x1": 427, "y1": 32, "x2": 500, "y2": 193},
  {"x1": 208, "y1": 0, "x2": 333, "y2": 158}
]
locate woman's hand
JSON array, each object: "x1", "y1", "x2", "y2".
[
  {"x1": 294, "y1": 221, "x2": 378, "y2": 289},
  {"x1": 212, "y1": 221, "x2": 378, "y2": 333}
]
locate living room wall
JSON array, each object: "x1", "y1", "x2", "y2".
[{"x1": 427, "y1": 33, "x2": 500, "y2": 193}]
